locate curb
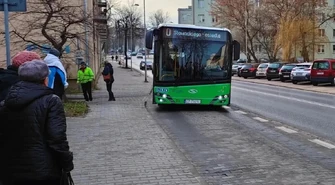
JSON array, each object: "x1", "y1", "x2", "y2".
[{"x1": 233, "y1": 77, "x2": 335, "y2": 95}]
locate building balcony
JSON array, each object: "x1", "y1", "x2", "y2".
[
  {"x1": 95, "y1": 0, "x2": 107, "y2": 7},
  {"x1": 93, "y1": 15, "x2": 107, "y2": 24}
]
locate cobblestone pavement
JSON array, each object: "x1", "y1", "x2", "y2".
[
  {"x1": 147, "y1": 105, "x2": 335, "y2": 185},
  {"x1": 66, "y1": 62, "x2": 202, "y2": 185}
]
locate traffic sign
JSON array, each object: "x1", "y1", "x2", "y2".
[{"x1": 0, "y1": 0, "x2": 27, "y2": 12}]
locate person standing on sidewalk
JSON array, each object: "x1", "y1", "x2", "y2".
[
  {"x1": 0, "y1": 60, "x2": 74, "y2": 185},
  {"x1": 102, "y1": 62, "x2": 115, "y2": 101},
  {"x1": 77, "y1": 62, "x2": 94, "y2": 101},
  {"x1": 0, "y1": 51, "x2": 41, "y2": 101},
  {"x1": 44, "y1": 48, "x2": 69, "y2": 100}
]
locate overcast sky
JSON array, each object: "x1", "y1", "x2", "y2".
[{"x1": 118, "y1": 0, "x2": 192, "y2": 23}]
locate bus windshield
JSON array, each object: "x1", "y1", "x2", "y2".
[{"x1": 158, "y1": 28, "x2": 230, "y2": 82}]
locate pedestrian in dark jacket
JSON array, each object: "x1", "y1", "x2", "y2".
[
  {"x1": 0, "y1": 51, "x2": 41, "y2": 101},
  {"x1": 102, "y1": 61, "x2": 115, "y2": 101},
  {"x1": 0, "y1": 60, "x2": 74, "y2": 185}
]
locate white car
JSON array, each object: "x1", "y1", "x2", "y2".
[
  {"x1": 255, "y1": 63, "x2": 269, "y2": 78},
  {"x1": 136, "y1": 53, "x2": 143, "y2": 58},
  {"x1": 290, "y1": 62, "x2": 312, "y2": 84}
]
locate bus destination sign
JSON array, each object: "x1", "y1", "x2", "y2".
[{"x1": 163, "y1": 27, "x2": 226, "y2": 41}]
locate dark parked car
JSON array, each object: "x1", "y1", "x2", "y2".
[
  {"x1": 279, "y1": 63, "x2": 297, "y2": 82},
  {"x1": 266, "y1": 62, "x2": 285, "y2": 81},
  {"x1": 240, "y1": 63, "x2": 260, "y2": 79},
  {"x1": 140, "y1": 61, "x2": 153, "y2": 70}
]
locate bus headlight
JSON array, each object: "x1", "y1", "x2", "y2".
[
  {"x1": 218, "y1": 95, "x2": 223, "y2": 100},
  {"x1": 159, "y1": 99, "x2": 163, "y2": 102},
  {"x1": 162, "y1": 94, "x2": 167, "y2": 98},
  {"x1": 224, "y1": 95, "x2": 228, "y2": 99}
]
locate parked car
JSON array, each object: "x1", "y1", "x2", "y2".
[
  {"x1": 232, "y1": 63, "x2": 244, "y2": 76},
  {"x1": 290, "y1": 62, "x2": 312, "y2": 84},
  {"x1": 255, "y1": 63, "x2": 269, "y2": 78},
  {"x1": 137, "y1": 53, "x2": 144, "y2": 59},
  {"x1": 131, "y1": 52, "x2": 137, "y2": 56},
  {"x1": 240, "y1": 63, "x2": 260, "y2": 79},
  {"x1": 237, "y1": 66, "x2": 243, "y2": 77},
  {"x1": 140, "y1": 60, "x2": 153, "y2": 70},
  {"x1": 310, "y1": 59, "x2": 335, "y2": 86},
  {"x1": 279, "y1": 63, "x2": 297, "y2": 82},
  {"x1": 266, "y1": 62, "x2": 285, "y2": 81}
]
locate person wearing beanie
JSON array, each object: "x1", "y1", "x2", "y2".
[
  {"x1": 0, "y1": 50, "x2": 41, "y2": 101},
  {"x1": 44, "y1": 48, "x2": 69, "y2": 100},
  {"x1": 0, "y1": 60, "x2": 74, "y2": 185},
  {"x1": 77, "y1": 61, "x2": 94, "y2": 101}
]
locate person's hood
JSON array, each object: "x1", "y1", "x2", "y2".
[
  {"x1": 44, "y1": 54, "x2": 67, "y2": 74},
  {"x1": 0, "y1": 66, "x2": 17, "y2": 76},
  {"x1": 4, "y1": 81, "x2": 53, "y2": 110}
]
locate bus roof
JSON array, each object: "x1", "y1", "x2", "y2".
[{"x1": 157, "y1": 23, "x2": 231, "y2": 33}]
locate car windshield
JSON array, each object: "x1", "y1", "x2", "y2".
[
  {"x1": 242, "y1": 64, "x2": 252, "y2": 69},
  {"x1": 258, "y1": 63, "x2": 268, "y2": 68},
  {"x1": 268, "y1": 63, "x2": 281, "y2": 68},
  {"x1": 282, "y1": 65, "x2": 296, "y2": 69},
  {"x1": 158, "y1": 29, "x2": 229, "y2": 82},
  {"x1": 312, "y1": 61, "x2": 330, "y2": 70}
]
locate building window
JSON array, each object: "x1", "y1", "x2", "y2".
[
  {"x1": 254, "y1": 45, "x2": 262, "y2": 52},
  {"x1": 333, "y1": 29, "x2": 335, "y2": 37},
  {"x1": 318, "y1": 29, "x2": 325, "y2": 37},
  {"x1": 333, "y1": 45, "x2": 335, "y2": 53},
  {"x1": 318, "y1": 45, "x2": 325, "y2": 53},
  {"x1": 212, "y1": 16, "x2": 218, "y2": 23},
  {"x1": 198, "y1": 0, "x2": 204, "y2": 8},
  {"x1": 198, "y1": 14, "x2": 205, "y2": 23}
]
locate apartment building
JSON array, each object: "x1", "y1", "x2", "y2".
[
  {"x1": 178, "y1": 6, "x2": 193, "y2": 24},
  {"x1": 0, "y1": 0, "x2": 109, "y2": 90},
  {"x1": 192, "y1": 0, "x2": 217, "y2": 27},
  {"x1": 311, "y1": 0, "x2": 335, "y2": 60}
]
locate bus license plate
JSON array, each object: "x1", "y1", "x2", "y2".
[{"x1": 185, "y1": 100, "x2": 201, "y2": 104}]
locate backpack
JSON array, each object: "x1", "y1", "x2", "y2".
[{"x1": 102, "y1": 66, "x2": 114, "y2": 82}]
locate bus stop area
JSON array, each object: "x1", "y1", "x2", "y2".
[{"x1": 66, "y1": 60, "x2": 201, "y2": 185}]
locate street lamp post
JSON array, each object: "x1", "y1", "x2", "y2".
[{"x1": 143, "y1": 0, "x2": 148, "y2": 82}]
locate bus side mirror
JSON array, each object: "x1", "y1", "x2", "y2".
[
  {"x1": 145, "y1": 30, "x2": 153, "y2": 50},
  {"x1": 233, "y1": 40, "x2": 240, "y2": 61}
]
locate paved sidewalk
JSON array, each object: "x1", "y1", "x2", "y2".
[{"x1": 66, "y1": 61, "x2": 202, "y2": 185}]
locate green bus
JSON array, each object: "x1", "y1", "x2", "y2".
[{"x1": 145, "y1": 24, "x2": 240, "y2": 106}]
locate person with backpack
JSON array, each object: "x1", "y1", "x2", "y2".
[
  {"x1": 44, "y1": 48, "x2": 69, "y2": 100},
  {"x1": 0, "y1": 51, "x2": 41, "y2": 102},
  {"x1": 102, "y1": 61, "x2": 115, "y2": 101},
  {"x1": 77, "y1": 62, "x2": 94, "y2": 101}
]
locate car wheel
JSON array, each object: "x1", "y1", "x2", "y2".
[
  {"x1": 280, "y1": 77, "x2": 285, "y2": 82},
  {"x1": 292, "y1": 81, "x2": 297, "y2": 84},
  {"x1": 312, "y1": 82, "x2": 318, "y2": 86},
  {"x1": 267, "y1": 78, "x2": 271, "y2": 81},
  {"x1": 243, "y1": 77, "x2": 247, "y2": 79}
]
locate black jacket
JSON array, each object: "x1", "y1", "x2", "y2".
[
  {"x1": 0, "y1": 65, "x2": 20, "y2": 102},
  {"x1": 0, "y1": 81, "x2": 73, "y2": 183}
]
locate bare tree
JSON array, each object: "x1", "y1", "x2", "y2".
[
  {"x1": 211, "y1": 0, "x2": 260, "y2": 62},
  {"x1": 148, "y1": 9, "x2": 170, "y2": 27},
  {"x1": 111, "y1": 5, "x2": 143, "y2": 51},
  {"x1": 7, "y1": 0, "x2": 95, "y2": 58}
]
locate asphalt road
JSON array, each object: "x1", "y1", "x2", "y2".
[
  {"x1": 231, "y1": 80, "x2": 335, "y2": 142},
  {"x1": 120, "y1": 56, "x2": 335, "y2": 142},
  {"x1": 112, "y1": 56, "x2": 335, "y2": 184}
]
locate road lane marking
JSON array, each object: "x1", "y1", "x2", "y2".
[
  {"x1": 235, "y1": 110, "x2": 247, "y2": 114},
  {"x1": 309, "y1": 139, "x2": 335, "y2": 149},
  {"x1": 253, "y1": 117, "x2": 269, "y2": 122},
  {"x1": 276, "y1": 126, "x2": 298, "y2": 134},
  {"x1": 233, "y1": 86, "x2": 335, "y2": 110}
]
